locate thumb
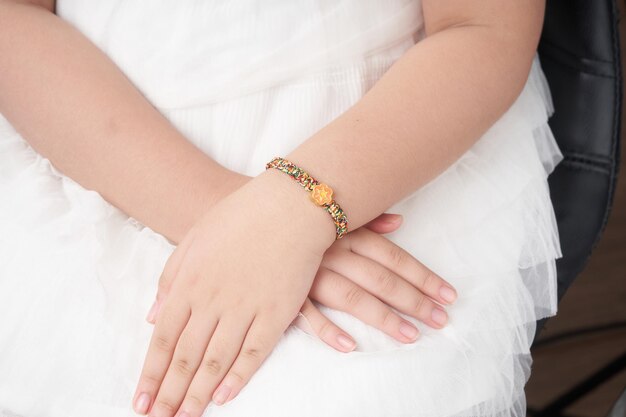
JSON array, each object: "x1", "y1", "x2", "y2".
[
  {"x1": 146, "y1": 228, "x2": 197, "y2": 324},
  {"x1": 363, "y1": 212, "x2": 403, "y2": 234}
]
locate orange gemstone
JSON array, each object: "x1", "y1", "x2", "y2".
[{"x1": 311, "y1": 183, "x2": 333, "y2": 205}]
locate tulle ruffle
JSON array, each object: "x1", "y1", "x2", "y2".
[{"x1": 0, "y1": 0, "x2": 563, "y2": 416}]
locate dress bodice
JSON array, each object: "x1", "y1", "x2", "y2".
[{"x1": 56, "y1": 0, "x2": 425, "y2": 109}]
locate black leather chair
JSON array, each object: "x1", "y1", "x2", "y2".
[
  {"x1": 528, "y1": 0, "x2": 623, "y2": 415},
  {"x1": 534, "y1": 0, "x2": 622, "y2": 339}
]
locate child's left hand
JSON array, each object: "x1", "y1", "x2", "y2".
[{"x1": 131, "y1": 170, "x2": 336, "y2": 417}]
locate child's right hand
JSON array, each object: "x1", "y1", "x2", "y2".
[
  {"x1": 297, "y1": 215, "x2": 457, "y2": 352},
  {"x1": 146, "y1": 211, "x2": 457, "y2": 353},
  {"x1": 144, "y1": 166, "x2": 457, "y2": 354}
]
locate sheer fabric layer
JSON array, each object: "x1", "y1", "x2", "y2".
[{"x1": 0, "y1": 1, "x2": 562, "y2": 416}]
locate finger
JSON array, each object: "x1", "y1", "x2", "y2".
[
  {"x1": 363, "y1": 213, "x2": 403, "y2": 234},
  {"x1": 132, "y1": 300, "x2": 191, "y2": 415},
  {"x1": 299, "y1": 297, "x2": 356, "y2": 352},
  {"x1": 323, "y1": 250, "x2": 448, "y2": 329},
  {"x1": 148, "y1": 311, "x2": 218, "y2": 417},
  {"x1": 147, "y1": 230, "x2": 198, "y2": 324},
  {"x1": 177, "y1": 314, "x2": 253, "y2": 417},
  {"x1": 211, "y1": 315, "x2": 284, "y2": 406},
  {"x1": 348, "y1": 227, "x2": 458, "y2": 305},
  {"x1": 310, "y1": 267, "x2": 420, "y2": 343}
]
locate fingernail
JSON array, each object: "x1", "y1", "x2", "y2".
[
  {"x1": 133, "y1": 392, "x2": 151, "y2": 414},
  {"x1": 213, "y1": 384, "x2": 232, "y2": 406},
  {"x1": 439, "y1": 286, "x2": 457, "y2": 304},
  {"x1": 176, "y1": 412, "x2": 191, "y2": 417},
  {"x1": 383, "y1": 214, "x2": 403, "y2": 224},
  {"x1": 145, "y1": 300, "x2": 158, "y2": 323},
  {"x1": 399, "y1": 321, "x2": 419, "y2": 341},
  {"x1": 336, "y1": 334, "x2": 356, "y2": 350},
  {"x1": 431, "y1": 307, "x2": 448, "y2": 326}
]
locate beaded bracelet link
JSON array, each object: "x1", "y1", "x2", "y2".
[{"x1": 265, "y1": 156, "x2": 348, "y2": 240}]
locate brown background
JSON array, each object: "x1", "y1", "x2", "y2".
[{"x1": 524, "y1": 2, "x2": 626, "y2": 416}]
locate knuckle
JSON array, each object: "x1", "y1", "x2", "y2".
[
  {"x1": 242, "y1": 346, "x2": 262, "y2": 360},
  {"x1": 142, "y1": 372, "x2": 162, "y2": 386},
  {"x1": 375, "y1": 270, "x2": 397, "y2": 296},
  {"x1": 228, "y1": 370, "x2": 246, "y2": 384},
  {"x1": 185, "y1": 394, "x2": 205, "y2": 409},
  {"x1": 154, "y1": 398, "x2": 178, "y2": 413},
  {"x1": 412, "y1": 296, "x2": 428, "y2": 316},
  {"x1": 201, "y1": 358, "x2": 223, "y2": 376},
  {"x1": 327, "y1": 270, "x2": 344, "y2": 291},
  {"x1": 317, "y1": 320, "x2": 335, "y2": 340},
  {"x1": 421, "y1": 271, "x2": 439, "y2": 290},
  {"x1": 388, "y1": 245, "x2": 407, "y2": 268},
  {"x1": 381, "y1": 309, "x2": 396, "y2": 328},
  {"x1": 173, "y1": 357, "x2": 195, "y2": 377},
  {"x1": 154, "y1": 335, "x2": 173, "y2": 352},
  {"x1": 241, "y1": 336, "x2": 269, "y2": 361},
  {"x1": 344, "y1": 285, "x2": 364, "y2": 308}
]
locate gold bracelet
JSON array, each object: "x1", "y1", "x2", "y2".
[{"x1": 265, "y1": 156, "x2": 348, "y2": 240}]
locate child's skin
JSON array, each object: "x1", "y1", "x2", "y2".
[
  {"x1": 146, "y1": 185, "x2": 456, "y2": 350},
  {"x1": 0, "y1": 1, "x2": 545, "y2": 417}
]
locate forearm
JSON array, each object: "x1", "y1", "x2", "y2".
[
  {"x1": 0, "y1": 1, "x2": 240, "y2": 244},
  {"x1": 279, "y1": 20, "x2": 540, "y2": 241}
]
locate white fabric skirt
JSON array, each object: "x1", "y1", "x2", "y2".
[{"x1": 0, "y1": 1, "x2": 563, "y2": 416}]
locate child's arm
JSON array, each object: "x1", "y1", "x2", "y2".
[
  {"x1": 280, "y1": 0, "x2": 546, "y2": 236},
  {"x1": 0, "y1": 0, "x2": 246, "y2": 244},
  {"x1": 133, "y1": 2, "x2": 549, "y2": 415}
]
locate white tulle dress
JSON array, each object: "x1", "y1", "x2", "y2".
[{"x1": 0, "y1": 1, "x2": 564, "y2": 416}]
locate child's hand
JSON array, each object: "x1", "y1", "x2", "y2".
[
  {"x1": 144, "y1": 213, "x2": 407, "y2": 325},
  {"x1": 146, "y1": 212, "x2": 457, "y2": 354},
  {"x1": 132, "y1": 170, "x2": 335, "y2": 416},
  {"x1": 299, "y1": 225, "x2": 457, "y2": 352}
]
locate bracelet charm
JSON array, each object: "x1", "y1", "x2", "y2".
[
  {"x1": 265, "y1": 156, "x2": 348, "y2": 240},
  {"x1": 310, "y1": 183, "x2": 333, "y2": 206}
]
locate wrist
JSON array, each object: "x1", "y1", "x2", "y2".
[
  {"x1": 172, "y1": 170, "x2": 251, "y2": 245},
  {"x1": 252, "y1": 168, "x2": 338, "y2": 252}
]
